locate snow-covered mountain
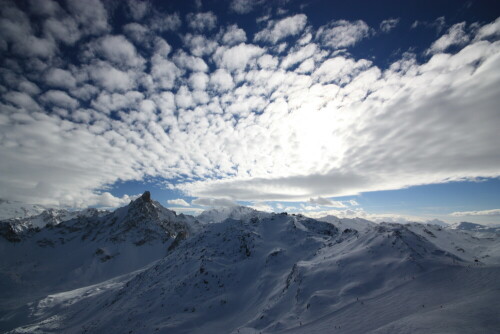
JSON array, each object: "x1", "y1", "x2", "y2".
[
  {"x1": 197, "y1": 205, "x2": 271, "y2": 224},
  {"x1": 1, "y1": 196, "x2": 499, "y2": 334},
  {"x1": 451, "y1": 221, "x2": 500, "y2": 233},
  {"x1": 0, "y1": 208, "x2": 110, "y2": 241},
  {"x1": 0, "y1": 191, "x2": 198, "y2": 331},
  {"x1": 317, "y1": 215, "x2": 376, "y2": 232},
  {"x1": 0, "y1": 199, "x2": 45, "y2": 220}
]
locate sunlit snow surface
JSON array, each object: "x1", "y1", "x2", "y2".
[{"x1": 1, "y1": 201, "x2": 499, "y2": 334}]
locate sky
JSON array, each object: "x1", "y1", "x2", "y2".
[{"x1": 0, "y1": 0, "x2": 499, "y2": 225}]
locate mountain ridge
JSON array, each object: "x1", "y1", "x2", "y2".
[{"x1": 1, "y1": 192, "x2": 499, "y2": 333}]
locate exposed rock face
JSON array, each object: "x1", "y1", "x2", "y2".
[{"x1": 141, "y1": 191, "x2": 151, "y2": 202}]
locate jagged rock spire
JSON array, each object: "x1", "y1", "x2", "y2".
[{"x1": 141, "y1": 191, "x2": 151, "y2": 202}]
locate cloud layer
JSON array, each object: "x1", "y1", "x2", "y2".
[{"x1": 0, "y1": 1, "x2": 499, "y2": 209}]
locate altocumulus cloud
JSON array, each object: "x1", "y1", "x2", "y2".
[{"x1": 0, "y1": 1, "x2": 499, "y2": 209}]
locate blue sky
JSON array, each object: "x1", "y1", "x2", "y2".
[{"x1": 0, "y1": 0, "x2": 499, "y2": 224}]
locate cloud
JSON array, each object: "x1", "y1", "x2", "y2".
[
  {"x1": 221, "y1": 24, "x2": 247, "y2": 46},
  {"x1": 230, "y1": 0, "x2": 263, "y2": 14},
  {"x1": 380, "y1": 18, "x2": 399, "y2": 33},
  {"x1": 450, "y1": 209, "x2": 500, "y2": 217},
  {"x1": 308, "y1": 197, "x2": 346, "y2": 207},
  {"x1": 254, "y1": 14, "x2": 308, "y2": 44},
  {"x1": 0, "y1": 2, "x2": 499, "y2": 211},
  {"x1": 183, "y1": 33, "x2": 218, "y2": 57},
  {"x1": 315, "y1": 19, "x2": 371, "y2": 49},
  {"x1": 167, "y1": 198, "x2": 190, "y2": 206},
  {"x1": 186, "y1": 12, "x2": 217, "y2": 31},
  {"x1": 44, "y1": 68, "x2": 77, "y2": 89},
  {"x1": 40, "y1": 90, "x2": 79, "y2": 109},
  {"x1": 93, "y1": 35, "x2": 145, "y2": 68},
  {"x1": 474, "y1": 17, "x2": 500, "y2": 41},
  {"x1": 88, "y1": 62, "x2": 135, "y2": 92},
  {"x1": 280, "y1": 43, "x2": 318, "y2": 69},
  {"x1": 411, "y1": 16, "x2": 446, "y2": 33},
  {"x1": 192, "y1": 198, "x2": 238, "y2": 207},
  {"x1": 66, "y1": 0, "x2": 109, "y2": 36},
  {"x1": 426, "y1": 22, "x2": 469, "y2": 55},
  {"x1": 209, "y1": 69, "x2": 235, "y2": 91},
  {"x1": 149, "y1": 13, "x2": 181, "y2": 32},
  {"x1": 43, "y1": 16, "x2": 81, "y2": 45},
  {"x1": 305, "y1": 209, "x2": 443, "y2": 225},
  {"x1": 126, "y1": 0, "x2": 150, "y2": 21},
  {"x1": 213, "y1": 43, "x2": 265, "y2": 71},
  {"x1": 249, "y1": 202, "x2": 273, "y2": 212}
]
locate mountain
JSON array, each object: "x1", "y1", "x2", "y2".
[
  {"x1": 196, "y1": 205, "x2": 270, "y2": 224},
  {"x1": 317, "y1": 215, "x2": 376, "y2": 232},
  {"x1": 0, "y1": 208, "x2": 109, "y2": 242},
  {"x1": 451, "y1": 221, "x2": 500, "y2": 234},
  {"x1": 0, "y1": 199, "x2": 45, "y2": 220},
  {"x1": 0, "y1": 191, "x2": 197, "y2": 332},
  {"x1": 1, "y1": 201, "x2": 498, "y2": 334}
]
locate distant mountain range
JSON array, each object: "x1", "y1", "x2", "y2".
[{"x1": 1, "y1": 192, "x2": 499, "y2": 333}]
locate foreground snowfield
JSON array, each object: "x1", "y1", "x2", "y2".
[{"x1": 1, "y1": 193, "x2": 499, "y2": 333}]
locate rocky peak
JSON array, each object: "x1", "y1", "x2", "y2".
[{"x1": 141, "y1": 191, "x2": 151, "y2": 202}]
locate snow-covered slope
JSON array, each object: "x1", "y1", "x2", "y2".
[
  {"x1": 0, "y1": 192, "x2": 198, "y2": 332},
  {"x1": 0, "y1": 208, "x2": 109, "y2": 241},
  {"x1": 451, "y1": 221, "x2": 500, "y2": 233},
  {"x1": 3, "y1": 208, "x2": 499, "y2": 334},
  {"x1": 317, "y1": 215, "x2": 376, "y2": 233},
  {"x1": 0, "y1": 199, "x2": 45, "y2": 220}
]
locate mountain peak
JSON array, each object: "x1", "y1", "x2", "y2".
[{"x1": 141, "y1": 191, "x2": 151, "y2": 202}]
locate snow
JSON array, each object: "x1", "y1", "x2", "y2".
[
  {"x1": 0, "y1": 199, "x2": 45, "y2": 220},
  {"x1": 1, "y1": 195, "x2": 499, "y2": 333},
  {"x1": 197, "y1": 206, "x2": 271, "y2": 224}
]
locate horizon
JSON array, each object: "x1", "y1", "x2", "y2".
[{"x1": 1, "y1": 0, "x2": 499, "y2": 225}]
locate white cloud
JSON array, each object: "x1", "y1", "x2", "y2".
[
  {"x1": 280, "y1": 43, "x2": 318, "y2": 69},
  {"x1": 474, "y1": 17, "x2": 500, "y2": 41},
  {"x1": 427, "y1": 22, "x2": 469, "y2": 55},
  {"x1": 254, "y1": 14, "x2": 308, "y2": 44},
  {"x1": 380, "y1": 18, "x2": 399, "y2": 33},
  {"x1": 315, "y1": 19, "x2": 371, "y2": 49},
  {"x1": 66, "y1": 0, "x2": 109, "y2": 36},
  {"x1": 44, "y1": 68, "x2": 77, "y2": 89},
  {"x1": 0, "y1": 5, "x2": 499, "y2": 212},
  {"x1": 149, "y1": 13, "x2": 182, "y2": 32},
  {"x1": 213, "y1": 43, "x2": 265, "y2": 71},
  {"x1": 123, "y1": 23, "x2": 150, "y2": 46},
  {"x1": 167, "y1": 198, "x2": 190, "y2": 206},
  {"x1": 209, "y1": 69, "x2": 235, "y2": 91},
  {"x1": 450, "y1": 209, "x2": 500, "y2": 217},
  {"x1": 94, "y1": 35, "x2": 145, "y2": 68},
  {"x1": 40, "y1": 90, "x2": 79, "y2": 109},
  {"x1": 189, "y1": 72, "x2": 209, "y2": 91},
  {"x1": 249, "y1": 202, "x2": 273, "y2": 212},
  {"x1": 173, "y1": 51, "x2": 208, "y2": 72},
  {"x1": 230, "y1": 0, "x2": 263, "y2": 14},
  {"x1": 183, "y1": 33, "x2": 218, "y2": 57},
  {"x1": 88, "y1": 63, "x2": 135, "y2": 92},
  {"x1": 3, "y1": 91, "x2": 40, "y2": 111},
  {"x1": 18, "y1": 81, "x2": 41, "y2": 95},
  {"x1": 126, "y1": 0, "x2": 150, "y2": 21},
  {"x1": 221, "y1": 24, "x2": 247, "y2": 46},
  {"x1": 43, "y1": 16, "x2": 81, "y2": 45},
  {"x1": 186, "y1": 12, "x2": 217, "y2": 31},
  {"x1": 308, "y1": 197, "x2": 346, "y2": 207},
  {"x1": 258, "y1": 54, "x2": 279, "y2": 69}
]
